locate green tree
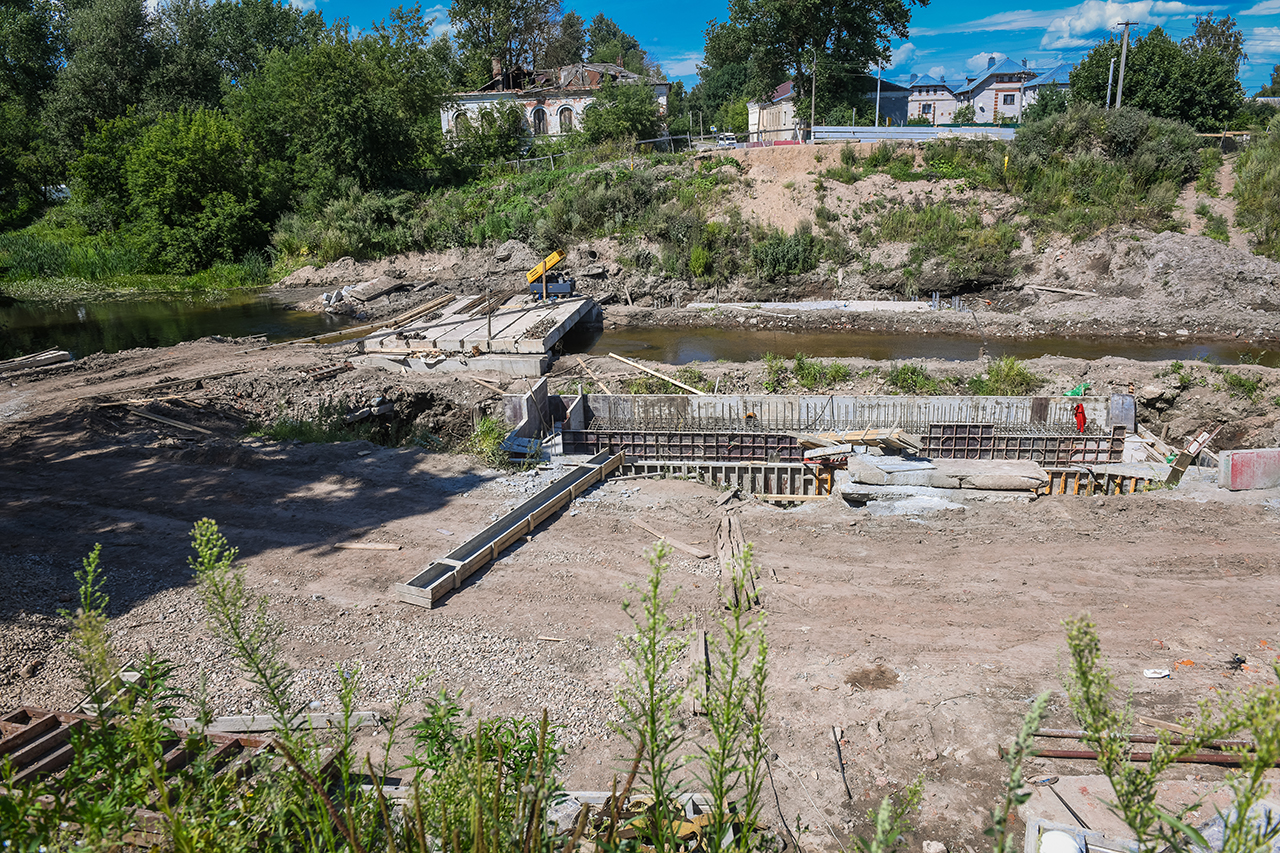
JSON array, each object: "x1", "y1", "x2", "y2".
[
  {"x1": 1069, "y1": 19, "x2": 1245, "y2": 132},
  {"x1": 1023, "y1": 85, "x2": 1068, "y2": 123},
  {"x1": 207, "y1": 0, "x2": 325, "y2": 83},
  {"x1": 67, "y1": 110, "x2": 148, "y2": 233},
  {"x1": 43, "y1": 0, "x2": 156, "y2": 164},
  {"x1": 1260, "y1": 64, "x2": 1280, "y2": 97},
  {"x1": 580, "y1": 77, "x2": 661, "y2": 142},
  {"x1": 147, "y1": 0, "x2": 222, "y2": 114},
  {"x1": 0, "y1": 0, "x2": 62, "y2": 223},
  {"x1": 449, "y1": 0, "x2": 560, "y2": 88},
  {"x1": 954, "y1": 103, "x2": 975, "y2": 124},
  {"x1": 125, "y1": 108, "x2": 264, "y2": 272},
  {"x1": 715, "y1": 0, "x2": 924, "y2": 113},
  {"x1": 542, "y1": 9, "x2": 584, "y2": 67},
  {"x1": 586, "y1": 12, "x2": 651, "y2": 75}
]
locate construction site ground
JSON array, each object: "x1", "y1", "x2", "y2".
[{"x1": 4, "y1": 338, "x2": 1280, "y2": 850}]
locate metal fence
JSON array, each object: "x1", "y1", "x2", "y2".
[{"x1": 497, "y1": 135, "x2": 692, "y2": 173}]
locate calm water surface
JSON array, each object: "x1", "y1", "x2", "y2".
[{"x1": 0, "y1": 291, "x2": 353, "y2": 360}]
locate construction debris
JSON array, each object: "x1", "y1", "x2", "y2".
[
  {"x1": 632, "y1": 518, "x2": 712, "y2": 559},
  {"x1": 0, "y1": 348, "x2": 71, "y2": 374},
  {"x1": 715, "y1": 513, "x2": 757, "y2": 609}
]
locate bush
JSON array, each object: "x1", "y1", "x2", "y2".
[
  {"x1": 1235, "y1": 114, "x2": 1280, "y2": 259},
  {"x1": 1196, "y1": 146, "x2": 1223, "y2": 195},
  {"x1": 791, "y1": 353, "x2": 849, "y2": 390},
  {"x1": 875, "y1": 202, "x2": 1019, "y2": 286},
  {"x1": 750, "y1": 222, "x2": 819, "y2": 281},
  {"x1": 884, "y1": 363, "x2": 949, "y2": 394},
  {"x1": 967, "y1": 356, "x2": 1045, "y2": 395}
]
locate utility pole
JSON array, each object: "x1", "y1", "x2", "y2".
[
  {"x1": 1105, "y1": 57, "x2": 1116, "y2": 108},
  {"x1": 874, "y1": 62, "x2": 883, "y2": 127},
  {"x1": 810, "y1": 45, "x2": 817, "y2": 144},
  {"x1": 1115, "y1": 21, "x2": 1137, "y2": 109}
]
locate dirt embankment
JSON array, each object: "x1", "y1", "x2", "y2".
[
  {"x1": 3, "y1": 337, "x2": 1280, "y2": 851},
  {"x1": 269, "y1": 145, "x2": 1280, "y2": 346}
]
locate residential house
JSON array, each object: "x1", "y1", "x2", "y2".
[
  {"x1": 1022, "y1": 62, "x2": 1073, "y2": 109},
  {"x1": 747, "y1": 76, "x2": 910, "y2": 141},
  {"x1": 441, "y1": 62, "x2": 670, "y2": 139},
  {"x1": 906, "y1": 74, "x2": 957, "y2": 124},
  {"x1": 953, "y1": 56, "x2": 1042, "y2": 122}
]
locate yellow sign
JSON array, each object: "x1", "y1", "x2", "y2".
[{"x1": 526, "y1": 250, "x2": 565, "y2": 284}]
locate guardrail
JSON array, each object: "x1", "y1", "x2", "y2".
[{"x1": 812, "y1": 125, "x2": 1017, "y2": 143}]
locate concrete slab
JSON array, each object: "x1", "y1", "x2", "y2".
[
  {"x1": 1219, "y1": 448, "x2": 1280, "y2": 491},
  {"x1": 930, "y1": 458, "x2": 1049, "y2": 490}
]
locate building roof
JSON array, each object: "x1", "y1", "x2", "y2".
[
  {"x1": 909, "y1": 74, "x2": 948, "y2": 90},
  {"x1": 459, "y1": 62, "x2": 665, "y2": 96},
  {"x1": 1025, "y1": 62, "x2": 1073, "y2": 88},
  {"x1": 757, "y1": 74, "x2": 909, "y2": 107},
  {"x1": 953, "y1": 56, "x2": 1043, "y2": 94}
]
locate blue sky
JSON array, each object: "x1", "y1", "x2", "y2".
[{"x1": 302, "y1": 0, "x2": 1280, "y2": 93}]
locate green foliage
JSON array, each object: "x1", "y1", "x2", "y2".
[
  {"x1": 966, "y1": 356, "x2": 1045, "y2": 396},
  {"x1": 272, "y1": 182, "x2": 417, "y2": 263},
  {"x1": 1202, "y1": 209, "x2": 1230, "y2": 244},
  {"x1": 821, "y1": 163, "x2": 858, "y2": 184},
  {"x1": 763, "y1": 351, "x2": 788, "y2": 393},
  {"x1": 854, "y1": 774, "x2": 923, "y2": 853},
  {"x1": 616, "y1": 544, "x2": 689, "y2": 853},
  {"x1": 626, "y1": 366, "x2": 713, "y2": 394},
  {"x1": 953, "y1": 104, "x2": 976, "y2": 124},
  {"x1": 1196, "y1": 146, "x2": 1223, "y2": 195},
  {"x1": 884, "y1": 363, "x2": 950, "y2": 395},
  {"x1": 126, "y1": 108, "x2": 265, "y2": 273},
  {"x1": 466, "y1": 415, "x2": 514, "y2": 468},
  {"x1": 875, "y1": 202, "x2": 1019, "y2": 285},
  {"x1": 986, "y1": 693, "x2": 1050, "y2": 853},
  {"x1": 1235, "y1": 114, "x2": 1280, "y2": 260},
  {"x1": 1219, "y1": 369, "x2": 1263, "y2": 401},
  {"x1": 1068, "y1": 17, "x2": 1245, "y2": 132},
  {"x1": 1010, "y1": 103, "x2": 1200, "y2": 236},
  {"x1": 791, "y1": 353, "x2": 850, "y2": 390},
  {"x1": 1022, "y1": 86, "x2": 1068, "y2": 123},
  {"x1": 751, "y1": 221, "x2": 820, "y2": 281},
  {"x1": 581, "y1": 79, "x2": 663, "y2": 144}
]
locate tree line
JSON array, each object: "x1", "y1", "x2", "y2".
[{"x1": 0, "y1": 0, "x2": 665, "y2": 273}]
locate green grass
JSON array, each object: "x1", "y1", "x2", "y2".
[
  {"x1": 791, "y1": 353, "x2": 850, "y2": 390},
  {"x1": 873, "y1": 202, "x2": 1019, "y2": 288},
  {"x1": 967, "y1": 356, "x2": 1045, "y2": 396},
  {"x1": 762, "y1": 352, "x2": 788, "y2": 393},
  {"x1": 1196, "y1": 146, "x2": 1223, "y2": 196},
  {"x1": 1195, "y1": 202, "x2": 1230, "y2": 243},
  {"x1": 625, "y1": 366, "x2": 713, "y2": 394},
  {"x1": 884, "y1": 363, "x2": 951, "y2": 395}
]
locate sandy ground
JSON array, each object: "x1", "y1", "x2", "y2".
[{"x1": 4, "y1": 339, "x2": 1280, "y2": 850}]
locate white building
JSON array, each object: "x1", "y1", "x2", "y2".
[
  {"x1": 906, "y1": 74, "x2": 957, "y2": 124},
  {"x1": 441, "y1": 62, "x2": 670, "y2": 138}
]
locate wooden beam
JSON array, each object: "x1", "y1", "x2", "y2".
[
  {"x1": 607, "y1": 352, "x2": 705, "y2": 395},
  {"x1": 471, "y1": 377, "x2": 506, "y2": 394},
  {"x1": 124, "y1": 407, "x2": 214, "y2": 435},
  {"x1": 631, "y1": 518, "x2": 712, "y2": 559},
  {"x1": 575, "y1": 356, "x2": 614, "y2": 395},
  {"x1": 1027, "y1": 285, "x2": 1100, "y2": 297}
]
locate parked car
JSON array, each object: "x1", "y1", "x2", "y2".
[{"x1": 716, "y1": 133, "x2": 736, "y2": 148}]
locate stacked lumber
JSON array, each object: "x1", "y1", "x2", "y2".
[
  {"x1": 0, "y1": 348, "x2": 71, "y2": 374},
  {"x1": 791, "y1": 428, "x2": 922, "y2": 453}
]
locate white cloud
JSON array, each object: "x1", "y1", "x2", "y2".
[
  {"x1": 1244, "y1": 26, "x2": 1280, "y2": 61},
  {"x1": 1240, "y1": 0, "x2": 1280, "y2": 14},
  {"x1": 966, "y1": 51, "x2": 1008, "y2": 72},
  {"x1": 290, "y1": 0, "x2": 316, "y2": 11},
  {"x1": 657, "y1": 52, "x2": 704, "y2": 77},
  {"x1": 915, "y1": 8, "x2": 1066, "y2": 36},
  {"x1": 1039, "y1": 1, "x2": 1216, "y2": 49},
  {"x1": 886, "y1": 42, "x2": 918, "y2": 69},
  {"x1": 927, "y1": 65, "x2": 954, "y2": 81}
]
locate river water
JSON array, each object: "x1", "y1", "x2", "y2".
[
  {"x1": 3, "y1": 291, "x2": 1275, "y2": 367},
  {"x1": 0, "y1": 291, "x2": 351, "y2": 361}
]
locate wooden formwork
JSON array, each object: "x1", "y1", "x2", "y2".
[
  {"x1": 1038, "y1": 468, "x2": 1153, "y2": 496},
  {"x1": 617, "y1": 460, "x2": 821, "y2": 500},
  {"x1": 0, "y1": 706, "x2": 336, "y2": 847}
]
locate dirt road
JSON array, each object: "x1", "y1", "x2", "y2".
[{"x1": 3, "y1": 339, "x2": 1280, "y2": 849}]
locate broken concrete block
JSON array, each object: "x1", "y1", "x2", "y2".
[
  {"x1": 847, "y1": 454, "x2": 888, "y2": 485},
  {"x1": 1219, "y1": 448, "x2": 1280, "y2": 490},
  {"x1": 930, "y1": 459, "x2": 1049, "y2": 491}
]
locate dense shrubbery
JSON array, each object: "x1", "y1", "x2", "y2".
[{"x1": 1235, "y1": 114, "x2": 1280, "y2": 260}]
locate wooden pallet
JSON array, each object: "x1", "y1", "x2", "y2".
[{"x1": 1038, "y1": 468, "x2": 1153, "y2": 496}]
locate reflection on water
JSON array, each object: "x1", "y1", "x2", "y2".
[
  {"x1": 578, "y1": 325, "x2": 1278, "y2": 367},
  {"x1": 0, "y1": 291, "x2": 353, "y2": 360}
]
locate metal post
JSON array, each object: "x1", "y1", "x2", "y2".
[
  {"x1": 810, "y1": 45, "x2": 817, "y2": 144},
  {"x1": 1105, "y1": 57, "x2": 1116, "y2": 109},
  {"x1": 1115, "y1": 21, "x2": 1136, "y2": 110},
  {"x1": 874, "y1": 62, "x2": 883, "y2": 127}
]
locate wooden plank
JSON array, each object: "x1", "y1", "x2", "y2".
[
  {"x1": 632, "y1": 519, "x2": 712, "y2": 559},
  {"x1": 753, "y1": 493, "x2": 831, "y2": 503},
  {"x1": 607, "y1": 353, "x2": 706, "y2": 395},
  {"x1": 123, "y1": 406, "x2": 214, "y2": 435},
  {"x1": 1027, "y1": 285, "x2": 1099, "y2": 297},
  {"x1": 0, "y1": 350, "x2": 71, "y2": 374},
  {"x1": 472, "y1": 378, "x2": 506, "y2": 394},
  {"x1": 12, "y1": 743, "x2": 75, "y2": 784},
  {"x1": 174, "y1": 712, "x2": 379, "y2": 734},
  {"x1": 333, "y1": 542, "x2": 402, "y2": 551},
  {"x1": 575, "y1": 357, "x2": 614, "y2": 395},
  {"x1": 0, "y1": 714, "x2": 59, "y2": 757}
]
